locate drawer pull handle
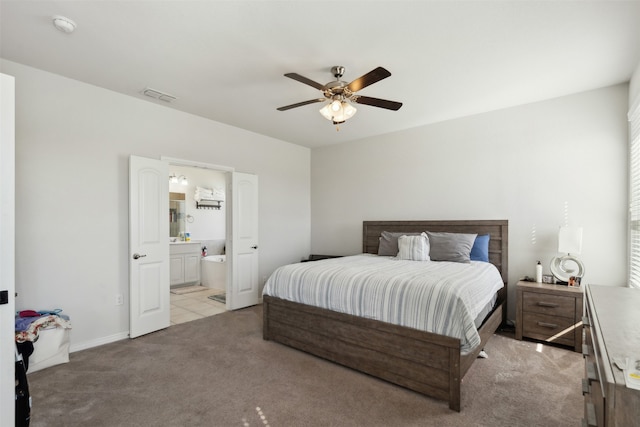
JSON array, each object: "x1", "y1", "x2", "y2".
[
  {"x1": 586, "y1": 402, "x2": 597, "y2": 426},
  {"x1": 586, "y1": 362, "x2": 597, "y2": 382},
  {"x1": 582, "y1": 344, "x2": 590, "y2": 357},
  {"x1": 537, "y1": 321, "x2": 558, "y2": 328},
  {"x1": 582, "y1": 378, "x2": 590, "y2": 395},
  {"x1": 582, "y1": 316, "x2": 590, "y2": 326},
  {"x1": 537, "y1": 302, "x2": 559, "y2": 308}
]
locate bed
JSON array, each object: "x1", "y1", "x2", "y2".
[{"x1": 263, "y1": 220, "x2": 508, "y2": 411}]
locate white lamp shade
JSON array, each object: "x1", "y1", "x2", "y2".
[
  {"x1": 558, "y1": 226, "x2": 583, "y2": 254},
  {"x1": 319, "y1": 103, "x2": 334, "y2": 121},
  {"x1": 319, "y1": 101, "x2": 357, "y2": 124},
  {"x1": 342, "y1": 102, "x2": 357, "y2": 118}
]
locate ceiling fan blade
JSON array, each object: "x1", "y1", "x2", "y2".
[
  {"x1": 284, "y1": 73, "x2": 326, "y2": 91},
  {"x1": 346, "y1": 67, "x2": 392, "y2": 93},
  {"x1": 353, "y1": 96, "x2": 403, "y2": 111},
  {"x1": 277, "y1": 98, "x2": 326, "y2": 111}
]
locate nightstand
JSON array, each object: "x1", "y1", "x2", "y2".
[{"x1": 515, "y1": 280, "x2": 583, "y2": 352}]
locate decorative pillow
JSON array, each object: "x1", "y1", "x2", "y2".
[
  {"x1": 426, "y1": 231, "x2": 477, "y2": 263},
  {"x1": 470, "y1": 234, "x2": 490, "y2": 262},
  {"x1": 378, "y1": 231, "x2": 420, "y2": 256},
  {"x1": 397, "y1": 233, "x2": 430, "y2": 261}
]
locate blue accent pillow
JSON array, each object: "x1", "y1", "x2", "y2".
[{"x1": 470, "y1": 234, "x2": 490, "y2": 262}]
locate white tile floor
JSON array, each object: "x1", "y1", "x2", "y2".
[{"x1": 170, "y1": 286, "x2": 226, "y2": 325}]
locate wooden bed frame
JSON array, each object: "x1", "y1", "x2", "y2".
[{"x1": 263, "y1": 220, "x2": 508, "y2": 411}]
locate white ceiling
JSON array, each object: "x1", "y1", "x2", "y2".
[{"x1": 1, "y1": 1, "x2": 639, "y2": 148}]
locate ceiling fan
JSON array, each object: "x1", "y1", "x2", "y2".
[{"x1": 277, "y1": 66, "x2": 403, "y2": 127}]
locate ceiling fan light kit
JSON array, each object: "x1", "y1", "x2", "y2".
[
  {"x1": 319, "y1": 99, "x2": 357, "y2": 125},
  {"x1": 277, "y1": 65, "x2": 402, "y2": 128}
]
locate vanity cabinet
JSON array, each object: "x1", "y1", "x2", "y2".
[{"x1": 170, "y1": 243, "x2": 201, "y2": 286}]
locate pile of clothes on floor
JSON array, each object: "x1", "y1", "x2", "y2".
[{"x1": 15, "y1": 309, "x2": 72, "y2": 372}]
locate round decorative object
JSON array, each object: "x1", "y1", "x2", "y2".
[{"x1": 550, "y1": 255, "x2": 585, "y2": 282}]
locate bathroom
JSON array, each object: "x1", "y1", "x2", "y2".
[{"x1": 169, "y1": 165, "x2": 228, "y2": 323}]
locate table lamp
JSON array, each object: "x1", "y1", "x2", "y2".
[{"x1": 550, "y1": 226, "x2": 585, "y2": 284}]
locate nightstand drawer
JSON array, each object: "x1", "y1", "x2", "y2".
[
  {"x1": 523, "y1": 291, "x2": 576, "y2": 318},
  {"x1": 522, "y1": 312, "x2": 576, "y2": 347}
]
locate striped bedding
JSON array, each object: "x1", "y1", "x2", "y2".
[{"x1": 263, "y1": 254, "x2": 504, "y2": 355}]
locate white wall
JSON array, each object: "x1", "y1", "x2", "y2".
[
  {"x1": 630, "y1": 61, "x2": 640, "y2": 107},
  {"x1": 1, "y1": 59, "x2": 311, "y2": 350},
  {"x1": 311, "y1": 84, "x2": 629, "y2": 321}
]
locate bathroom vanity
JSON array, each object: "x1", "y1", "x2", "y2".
[{"x1": 170, "y1": 242, "x2": 201, "y2": 286}]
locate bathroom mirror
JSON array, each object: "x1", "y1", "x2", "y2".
[{"x1": 169, "y1": 192, "x2": 186, "y2": 238}]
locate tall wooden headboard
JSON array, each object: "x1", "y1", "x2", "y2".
[{"x1": 362, "y1": 220, "x2": 509, "y2": 284}]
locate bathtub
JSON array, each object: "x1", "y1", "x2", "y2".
[{"x1": 201, "y1": 255, "x2": 226, "y2": 289}]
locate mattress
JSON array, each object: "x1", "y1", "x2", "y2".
[{"x1": 263, "y1": 254, "x2": 504, "y2": 355}]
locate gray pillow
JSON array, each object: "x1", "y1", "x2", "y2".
[
  {"x1": 378, "y1": 231, "x2": 420, "y2": 256},
  {"x1": 426, "y1": 231, "x2": 477, "y2": 263}
]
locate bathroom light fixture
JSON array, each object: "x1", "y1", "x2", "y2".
[
  {"x1": 169, "y1": 174, "x2": 188, "y2": 186},
  {"x1": 52, "y1": 15, "x2": 76, "y2": 33}
]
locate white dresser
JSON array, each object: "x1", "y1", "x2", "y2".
[{"x1": 169, "y1": 242, "x2": 201, "y2": 286}]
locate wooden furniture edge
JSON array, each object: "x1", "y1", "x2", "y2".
[{"x1": 263, "y1": 293, "x2": 505, "y2": 412}]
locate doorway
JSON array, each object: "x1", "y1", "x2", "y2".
[
  {"x1": 167, "y1": 163, "x2": 229, "y2": 325},
  {"x1": 130, "y1": 155, "x2": 259, "y2": 337}
]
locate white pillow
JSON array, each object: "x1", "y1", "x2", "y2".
[{"x1": 397, "y1": 233, "x2": 430, "y2": 261}]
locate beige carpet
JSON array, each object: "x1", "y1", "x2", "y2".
[
  {"x1": 169, "y1": 285, "x2": 208, "y2": 295},
  {"x1": 26, "y1": 305, "x2": 583, "y2": 426}
]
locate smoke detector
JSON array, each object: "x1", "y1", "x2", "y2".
[{"x1": 52, "y1": 16, "x2": 76, "y2": 33}]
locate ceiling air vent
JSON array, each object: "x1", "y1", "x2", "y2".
[{"x1": 142, "y1": 87, "x2": 177, "y2": 103}]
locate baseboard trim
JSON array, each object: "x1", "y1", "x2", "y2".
[
  {"x1": 68, "y1": 303, "x2": 263, "y2": 352},
  {"x1": 69, "y1": 331, "x2": 129, "y2": 353}
]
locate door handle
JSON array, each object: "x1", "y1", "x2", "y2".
[
  {"x1": 132, "y1": 253, "x2": 147, "y2": 260},
  {"x1": 251, "y1": 245, "x2": 258, "y2": 250}
]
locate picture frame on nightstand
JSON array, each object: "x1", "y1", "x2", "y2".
[
  {"x1": 542, "y1": 274, "x2": 554, "y2": 284},
  {"x1": 568, "y1": 276, "x2": 581, "y2": 287}
]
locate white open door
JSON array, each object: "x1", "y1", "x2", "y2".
[
  {"x1": 129, "y1": 155, "x2": 170, "y2": 338},
  {"x1": 228, "y1": 172, "x2": 259, "y2": 310},
  {"x1": 0, "y1": 73, "x2": 16, "y2": 424}
]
